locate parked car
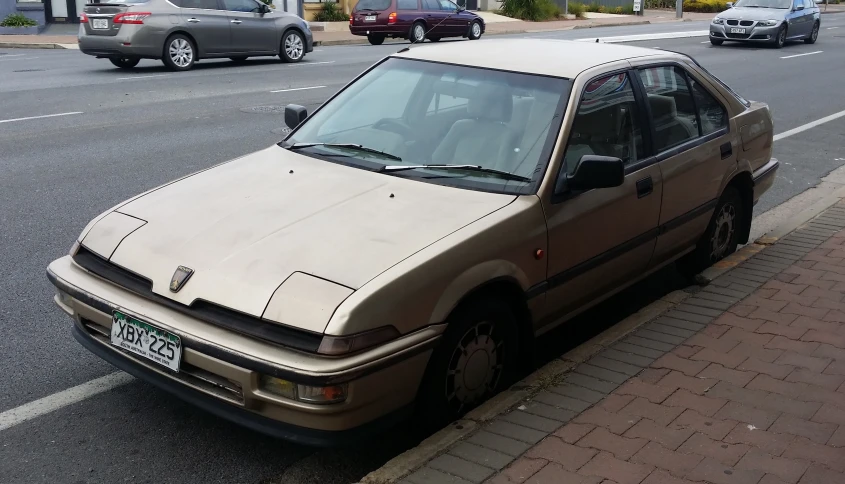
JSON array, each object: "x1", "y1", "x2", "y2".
[
  {"x1": 349, "y1": 0, "x2": 484, "y2": 45},
  {"x1": 710, "y1": 0, "x2": 820, "y2": 47},
  {"x1": 48, "y1": 39, "x2": 777, "y2": 445},
  {"x1": 78, "y1": 0, "x2": 313, "y2": 71}
]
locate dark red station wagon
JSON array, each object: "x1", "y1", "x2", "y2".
[{"x1": 349, "y1": 0, "x2": 485, "y2": 45}]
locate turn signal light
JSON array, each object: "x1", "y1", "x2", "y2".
[
  {"x1": 114, "y1": 12, "x2": 151, "y2": 24},
  {"x1": 259, "y1": 376, "x2": 348, "y2": 405},
  {"x1": 388, "y1": 12, "x2": 397, "y2": 24}
]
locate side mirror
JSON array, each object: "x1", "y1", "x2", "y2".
[
  {"x1": 726, "y1": 1, "x2": 733, "y2": 6},
  {"x1": 795, "y1": 4, "x2": 804, "y2": 9},
  {"x1": 285, "y1": 104, "x2": 307, "y2": 130},
  {"x1": 563, "y1": 155, "x2": 625, "y2": 192},
  {"x1": 457, "y1": 6, "x2": 465, "y2": 11},
  {"x1": 259, "y1": 3, "x2": 270, "y2": 13}
]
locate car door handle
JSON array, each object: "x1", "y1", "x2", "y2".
[
  {"x1": 636, "y1": 176, "x2": 653, "y2": 199},
  {"x1": 720, "y1": 142, "x2": 732, "y2": 160},
  {"x1": 231, "y1": 19, "x2": 242, "y2": 24},
  {"x1": 187, "y1": 17, "x2": 200, "y2": 22}
]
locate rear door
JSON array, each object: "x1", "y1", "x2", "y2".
[
  {"x1": 180, "y1": 0, "x2": 232, "y2": 55},
  {"x1": 222, "y1": 0, "x2": 278, "y2": 53}
]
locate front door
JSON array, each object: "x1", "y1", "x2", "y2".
[
  {"x1": 631, "y1": 63, "x2": 735, "y2": 267},
  {"x1": 222, "y1": 0, "x2": 278, "y2": 53},
  {"x1": 787, "y1": 0, "x2": 811, "y2": 37},
  {"x1": 180, "y1": 0, "x2": 232, "y2": 55},
  {"x1": 437, "y1": 0, "x2": 465, "y2": 35},
  {"x1": 539, "y1": 71, "x2": 662, "y2": 330},
  {"x1": 421, "y1": 0, "x2": 448, "y2": 37}
]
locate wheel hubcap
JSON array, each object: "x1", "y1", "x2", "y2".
[
  {"x1": 285, "y1": 34, "x2": 303, "y2": 60},
  {"x1": 414, "y1": 25, "x2": 424, "y2": 41},
  {"x1": 446, "y1": 322, "x2": 503, "y2": 412},
  {"x1": 710, "y1": 203, "x2": 736, "y2": 261},
  {"x1": 169, "y1": 39, "x2": 192, "y2": 67},
  {"x1": 472, "y1": 23, "x2": 480, "y2": 36}
]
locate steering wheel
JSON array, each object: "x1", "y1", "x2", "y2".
[{"x1": 373, "y1": 118, "x2": 415, "y2": 138}]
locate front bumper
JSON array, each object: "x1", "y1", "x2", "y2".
[
  {"x1": 710, "y1": 23, "x2": 781, "y2": 42},
  {"x1": 753, "y1": 158, "x2": 779, "y2": 203},
  {"x1": 303, "y1": 28, "x2": 315, "y2": 53},
  {"x1": 47, "y1": 255, "x2": 440, "y2": 445}
]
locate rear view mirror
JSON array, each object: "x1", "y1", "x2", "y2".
[
  {"x1": 565, "y1": 155, "x2": 625, "y2": 192},
  {"x1": 285, "y1": 104, "x2": 307, "y2": 130}
]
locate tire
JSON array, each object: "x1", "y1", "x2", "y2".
[
  {"x1": 367, "y1": 33, "x2": 385, "y2": 45},
  {"x1": 468, "y1": 21, "x2": 482, "y2": 40},
  {"x1": 677, "y1": 186, "x2": 743, "y2": 279},
  {"x1": 409, "y1": 22, "x2": 426, "y2": 43},
  {"x1": 162, "y1": 34, "x2": 195, "y2": 71},
  {"x1": 109, "y1": 56, "x2": 140, "y2": 69},
  {"x1": 415, "y1": 297, "x2": 520, "y2": 430},
  {"x1": 280, "y1": 29, "x2": 305, "y2": 63},
  {"x1": 773, "y1": 25, "x2": 787, "y2": 48},
  {"x1": 229, "y1": 56, "x2": 248, "y2": 63},
  {"x1": 805, "y1": 21, "x2": 819, "y2": 44},
  {"x1": 710, "y1": 38, "x2": 723, "y2": 46}
]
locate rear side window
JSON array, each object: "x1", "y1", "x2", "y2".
[
  {"x1": 689, "y1": 76, "x2": 728, "y2": 136},
  {"x1": 355, "y1": 0, "x2": 392, "y2": 10},
  {"x1": 397, "y1": 0, "x2": 417, "y2": 8},
  {"x1": 638, "y1": 66, "x2": 699, "y2": 152}
]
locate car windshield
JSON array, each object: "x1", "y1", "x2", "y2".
[
  {"x1": 354, "y1": 0, "x2": 391, "y2": 10},
  {"x1": 284, "y1": 58, "x2": 571, "y2": 195},
  {"x1": 734, "y1": 0, "x2": 791, "y2": 8}
]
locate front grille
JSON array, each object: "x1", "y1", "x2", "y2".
[
  {"x1": 82, "y1": 318, "x2": 245, "y2": 404},
  {"x1": 740, "y1": 20, "x2": 754, "y2": 26},
  {"x1": 72, "y1": 246, "x2": 323, "y2": 352},
  {"x1": 727, "y1": 19, "x2": 739, "y2": 25}
]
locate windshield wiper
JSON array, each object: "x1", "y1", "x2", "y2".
[
  {"x1": 380, "y1": 164, "x2": 532, "y2": 183},
  {"x1": 288, "y1": 143, "x2": 402, "y2": 161}
]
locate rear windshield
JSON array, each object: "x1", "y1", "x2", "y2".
[{"x1": 354, "y1": 0, "x2": 392, "y2": 10}]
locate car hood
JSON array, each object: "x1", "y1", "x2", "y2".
[
  {"x1": 719, "y1": 7, "x2": 788, "y2": 21},
  {"x1": 87, "y1": 145, "x2": 515, "y2": 323}
]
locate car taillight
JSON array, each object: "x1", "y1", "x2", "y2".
[
  {"x1": 80, "y1": 12, "x2": 89, "y2": 22},
  {"x1": 113, "y1": 12, "x2": 151, "y2": 24},
  {"x1": 349, "y1": 14, "x2": 353, "y2": 25},
  {"x1": 388, "y1": 12, "x2": 397, "y2": 24}
]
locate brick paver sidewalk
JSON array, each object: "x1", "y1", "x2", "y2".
[{"x1": 404, "y1": 204, "x2": 845, "y2": 484}]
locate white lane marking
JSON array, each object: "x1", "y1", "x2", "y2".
[
  {"x1": 780, "y1": 50, "x2": 823, "y2": 59},
  {"x1": 0, "y1": 111, "x2": 83, "y2": 124},
  {"x1": 0, "y1": 372, "x2": 133, "y2": 432},
  {"x1": 701, "y1": 41, "x2": 711, "y2": 43},
  {"x1": 116, "y1": 74, "x2": 169, "y2": 81},
  {"x1": 0, "y1": 54, "x2": 26, "y2": 59},
  {"x1": 0, "y1": 56, "x2": 39, "y2": 62},
  {"x1": 828, "y1": 26, "x2": 839, "y2": 29},
  {"x1": 774, "y1": 108, "x2": 845, "y2": 141},
  {"x1": 270, "y1": 85, "x2": 326, "y2": 93},
  {"x1": 290, "y1": 60, "x2": 335, "y2": 66},
  {"x1": 575, "y1": 30, "x2": 709, "y2": 43}
]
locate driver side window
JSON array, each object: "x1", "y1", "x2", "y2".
[
  {"x1": 562, "y1": 73, "x2": 643, "y2": 175},
  {"x1": 222, "y1": 0, "x2": 260, "y2": 11}
]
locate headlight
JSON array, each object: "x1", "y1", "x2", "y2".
[
  {"x1": 759, "y1": 20, "x2": 778, "y2": 26},
  {"x1": 712, "y1": 17, "x2": 724, "y2": 25},
  {"x1": 259, "y1": 376, "x2": 348, "y2": 404}
]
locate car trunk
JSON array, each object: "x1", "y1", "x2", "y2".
[
  {"x1": 352, "y1": 0, "x2": 393, "y2": 26},
  {"x1": 82, "y1": 3, "x2": 129, "y2": 37}
]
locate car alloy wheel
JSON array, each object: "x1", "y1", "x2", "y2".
[
  {"x1": 169, "y1": 38, "x2": 193, "y2": 68},
  {"x1": 470, "y1": 21, "x2": 482, "y2": 40},
  {"x1": 284, "y1": 32, "x2": 304, "y2": 62},
  {"x1": 709, "y1": 202, "x2": 737, "y2": 262},
  {"x1": 412, "y1": 23, "x2": 425, "y2": 43},
  {"x1": 446, "y1": 320, "x2": 504, "y2": 413}
]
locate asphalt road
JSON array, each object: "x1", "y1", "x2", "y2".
[{"x1": 2, "y1": 16, "x2": 845, "y2": 484}]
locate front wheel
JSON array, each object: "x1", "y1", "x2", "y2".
[
  {"x1": 415, "y1": 298, "x2": 519, "y2": 430},
  {"x1": 710, "y1": 38, "x2": 723, "y2": 46},
  {"x1": 468, "y1": 21, "x2": 482, "y2": 40},
  {"x1": 773, "y1": 25, "x2": 787, "y2": 48},
  {"x1": 409, "y1": 22, "x2": 426, "y2": 43},
  {"x1": 162, "y1": 34, "x2": 195, "y2": 71},
  {"x1": 678, "y1": 186, "x2": 743, "y2": 278},
  {"x1": 367, "y1": 34, "x2": 385, "y2": 45},
  {"x1": 805, "y1": 21, "x2": 819, "y2": 44},
  {"x1": 109, "y1": 56, "x2": 140, "y2": 69},
  {"x1": 280, "y1": 30, "x2": 305, "y2": 63}
]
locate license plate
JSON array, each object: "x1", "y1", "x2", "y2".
[
  {"x1": 364, "y1": 15, "x2": 376, "y2": 21},
  {"x1": 92, "y1": 18, "x2": 109, "y2": 29},
  {"x1": 111, "y1": 310, "x2": 182, "y2": 372},
  {"x1": 729, "y1": 28, "x2": 746, "y2": 34}
]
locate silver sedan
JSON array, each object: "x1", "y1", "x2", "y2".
[
  {"x1": 79, "y1": 0, "x2": 313, "y2": 71},
  {"x1": 709, "y1": 0, "x2": 820, "y2": 48}
]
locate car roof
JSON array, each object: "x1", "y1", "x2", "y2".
[{"x1": 391, "y1": 39, "x2": 669, "y2": 79}]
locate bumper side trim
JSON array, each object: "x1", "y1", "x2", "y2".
[
  {"x1": 49, "y1": 268, "x2": 440, "y2": 386},
  {"x1": 72, "y1": 322, "x2": 413, "y2": 446}
]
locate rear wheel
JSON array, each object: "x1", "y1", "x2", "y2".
[
  {"x1": 109, "y1": 56, "x2": 140, "y2": 69},
  {"x1": 468, "y1": 21, "x2": 482, "y2": 40},
  {"x1": 805, "y1": 21, "x2": 819, "y2": 44},
  {"x1": 710, "y1": 38, "x2": 723, "y2": 46},
  {"x1": 415, "y1": 298, "x2": 519, "y2": 430},
  {"x1": 280, "y1": 30, "x2": 305, "y2": 63},
  {"x1": 367, "y1": 33, "x2": 385, "y2": 45},
  {"x1": 773, "y1": 25, "x2": 787, "y2": 48},
  {"x1": 678, "y1": 186, "x2": 743, "y2": 278},
  {"x1": 162, "y1": 34, "x2": 195, "y2": 71},
  {"x1": 229, "y1": 56, "x2": 248, "y2": 62},
  {"x1": 410, "y1": 21, "x2": 426, "y2": 43}
]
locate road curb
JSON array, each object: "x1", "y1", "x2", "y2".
[
  {"x1": 572, "y1": 20, "x2": 651, "y2": 29},
  {"x1": 359, "y1": 289, "x2": 690, "y2": 484},
  {"x1": 0, "y1": 42, "x2": 68, "y2": 49}
]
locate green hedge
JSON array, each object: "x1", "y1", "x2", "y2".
[
  {"x1": 1, "y1": 13, "x2": 38, "y2": 27},
  {"x1": 684, "y1": 0, "x2": 729, "y2": 12},
  {"x1": 313, "y1": 1, "x2": 348, "y2": 21},
  {"x1": 500, "y1": 0, "x2": 563, "y2": 21}
]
